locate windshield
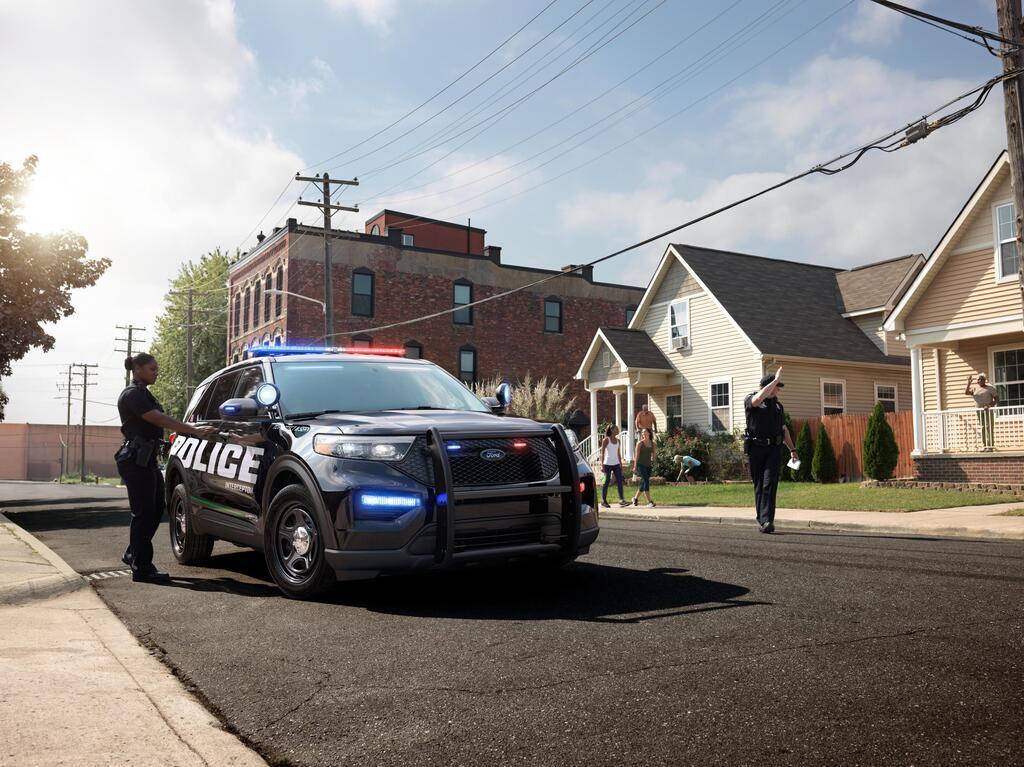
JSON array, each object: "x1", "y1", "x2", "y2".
[{"x1": 271, "y1": 360, "x2": 490, "y2": 416}]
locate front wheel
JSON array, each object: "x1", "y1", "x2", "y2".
[
  {"x1": 263, "y1": 484, "x2": 335, "y2": 599},
  {"x1": 169, "y1": 483, "x2": 214, "y2": 565}
]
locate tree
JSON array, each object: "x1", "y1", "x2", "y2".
[
  {"x1": 472, "y1": 374, "x2": 576, "y2": 423},
  {"x1": 0, "y1": 156, "x2": 110, "y2": 420},
  {"x1": 149, "y1": 250, "x2": 230, "y2": 420},
  {"x1": 794, "y1": 421, "x2": 814, "y2": 482},
  {"x1": 812, "y1": 423, "x2": 839, "y2": 483},
  {"x1": 863, "y1": 401, "x2": 899, "y2": 480}
]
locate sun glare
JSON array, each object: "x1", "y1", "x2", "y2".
[{"x1": 19, "y1": 175, "x2": 68, "y2": 234}]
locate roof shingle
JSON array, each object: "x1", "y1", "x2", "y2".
[{"x1": 599, "y1": 327, "x2": 674, "y2": 370}]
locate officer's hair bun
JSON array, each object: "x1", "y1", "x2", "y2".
[
  {"x1": 125, "y1": 352, "x2": 156, "y2": 372},
  {"x1": 124, "y1": 357, "x2": 134, "y2": 371}
]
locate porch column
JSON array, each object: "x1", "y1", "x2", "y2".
[
  {"x1": 614, "y1": 392, "x2": 622, "y2": 431},
  {"x1": 589, "y1": 389, "x2": 598, "y2": 452},
  {"x1": 625, "y1": 382, "x2": 636, "y2": 462},
  {"x1": 910, "y1": 346, "x2": 926, "y2": 456}
]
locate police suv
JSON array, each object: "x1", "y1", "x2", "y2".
[{"x1": 165, "y1": 347, "x2": 599, "y2": 598}]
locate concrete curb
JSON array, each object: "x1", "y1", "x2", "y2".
[
  {"x1": 0, "y1": 513, "x2": 85, "y2": 605},
  {"x1": 601, "y1": 510, "x2": 1024, "y2": 541}
]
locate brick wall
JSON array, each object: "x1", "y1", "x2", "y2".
[{"x1": 914, "y1": 453, "x2": 1024, "y2": 485}]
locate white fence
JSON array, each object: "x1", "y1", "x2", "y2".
[{"x1": 923, "y1": 405, "x2": 1024, "y2": 453}]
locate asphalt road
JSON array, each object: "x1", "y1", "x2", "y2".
[{"x1": 4, "y1": 482, "x2": 1023, "y2": 766}]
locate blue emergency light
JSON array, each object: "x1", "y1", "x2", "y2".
[{"x1": 355, "y1": 491, "x2": 422, "y2": 521}]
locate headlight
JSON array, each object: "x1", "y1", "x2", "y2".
[{"x1": 313, "y1": 435, "x2": 415, "y2": 462}]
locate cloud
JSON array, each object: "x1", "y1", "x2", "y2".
[
  {"x1": 326, "y1": 0, "x2": 398, "y2": 31},
  {"x1": 559, "y1": 55, "x2": 1006, "y2": 273},
  {"x1": 840, "y1": 0, "x2": 925, "y2": 46},
  {"x1": 269, "y1": 57, "x2": 336, "y2": 110},
  {"x1": 1, "y1": 0, "x2": 304, "y2": 424}
]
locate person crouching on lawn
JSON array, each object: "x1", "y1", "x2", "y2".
[
  {"x1": 631, "y1": 427, "x2": 656, "y2": 508},
  {"x1": 677, "y1": 454, "x2": 702, "y2": 484}
]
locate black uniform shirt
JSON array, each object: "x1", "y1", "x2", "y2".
[
  {"x1": 743, "y1": 393, "x2": 785, "y2": 439},
  {"x1": 117, "y1": 383, "x2": 164, "y2": 442}
]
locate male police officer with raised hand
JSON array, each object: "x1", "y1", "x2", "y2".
[{"x1": 744, "y1": 367, "x2": 798, "y2": 534}]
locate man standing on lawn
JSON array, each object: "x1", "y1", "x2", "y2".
[
  {"x1": 635, "y1": 401, "x2": 657, "y2": 435},
  {"x1": 744, "y1": 368, "x2": 799, "y2": 534},
  {"x1": 965, "y1": 372, "x2": 999, "y2": 451}
]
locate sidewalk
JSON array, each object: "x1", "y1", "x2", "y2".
[
  {"x1": 604, "y1": 502, "x2": 1024, "y2": 540},
  {"x1": 0, "y1": 513, "x2": 267, "y2": 767}
]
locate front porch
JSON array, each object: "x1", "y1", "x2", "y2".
[
  {"x1": 578, "y1": 373, "x2": 675, "y2": 465},
  {"x1": 921, "y1": 406, "x2": 1024, "y2": 454}
]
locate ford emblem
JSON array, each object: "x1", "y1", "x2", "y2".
[{"x1": 480, "y1": 448, "x2": 506, "y2": 461}]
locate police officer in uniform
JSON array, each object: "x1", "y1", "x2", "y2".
[
  {"x1": 117, "y1": 353, "x2": 217, "y2": 582},
  {"x1": 743, "y1": 368, "x2": 798, "y2": 534}
]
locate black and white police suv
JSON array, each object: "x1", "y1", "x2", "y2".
[{"x1": 164, "y1": 346, "x2": 599, "y2": 598}]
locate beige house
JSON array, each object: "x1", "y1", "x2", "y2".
[
  {"x1": 884, "y1": 151, "x2": 1024, "y2": 481},
  {"x1": 576, "y1": 244, "x2": 922, "y2": 459}
]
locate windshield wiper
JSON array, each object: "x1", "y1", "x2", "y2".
[{"x1": 286, "y1": 409, "x2": 346, "y2": 421}]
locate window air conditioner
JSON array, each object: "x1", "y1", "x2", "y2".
[{"x1": 672, "y1": 336, "x2": 689, "y2": 351}]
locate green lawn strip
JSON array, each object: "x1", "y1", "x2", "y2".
[
  {"x1": 646, "y1": 483, "x2": 1020, "y2": 512},
  {"x1": 995, "y1": 508, "x2": 1024, "y2": 516}
]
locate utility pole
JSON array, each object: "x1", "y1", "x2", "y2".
[
  {"x1": 55, "y1": 365, "x2": 81, "y2": 481},
  {"x1": 71, "y1": 363, "x2": 98, "y2": 481},
  {"x1": 997, "y1": 0, "x2": 1024, "y2": 311},
  {"x1": 186, "y1": 288, "x2": 194, "y2": 402},
  {"x1": 296, "y1": 172, "x2": 359, "y2": 342},
  {"x1": 115, "y1": 324, "x2": 147, "y2": 387}
]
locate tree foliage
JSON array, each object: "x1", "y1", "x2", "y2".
[
  {"x1": 794, "y1": 421, "x2": 814, "y2": 482},
  {"x1": 0, "y1": 156, "x2": 110, "y2": 421},
  {"x1": 863, "y1": 401, "x2": 899, "y2": 480},
  {"x1": 148, "y1": 250, "x2": 230, "y2": 420},
  {"x1": 812, "y1": 423, "x2": 839, "y2": 483},
  {"x1": 472, "y1": 374, "x2": 576, "y2": 424}
]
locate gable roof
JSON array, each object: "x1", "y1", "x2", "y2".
[
  {"x1": 884, "y1": 151, "x2": 1008, "y2": 331},
  {"x1": 835, "y1": 254, "x2": 925, "y2": 314},
  {"x1": 574, "y1": 327, "x2": 674, "y2": 379},
  {"x1": 672, "y1": 245, "x2": 908, "y2": 366}
]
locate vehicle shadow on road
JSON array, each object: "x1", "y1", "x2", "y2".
[
  {"x1": 4, "y1": 506, "x2": 131, "y2": 532},
  {"x1": 326, "y1": 563, "x2": 766, "y2": 624}
]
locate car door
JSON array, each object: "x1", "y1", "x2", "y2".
[{"x1": 215, "y1": 364, "x2": 275, "y2": 521}]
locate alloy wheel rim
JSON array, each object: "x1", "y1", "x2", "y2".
[
  {"x1": 173, "y1": 496, "x2": 187, "y2": 554},
  {"x1": 276, "y1": 506, "x2": 318, "y2": 581}
]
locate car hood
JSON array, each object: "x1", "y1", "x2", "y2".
[{"x1": 290, "y1": 410, "x2": 557, "y2": 436}]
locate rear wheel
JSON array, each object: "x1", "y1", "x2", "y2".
[
  {"x1": 169, "y1": 483, "x2": 214, "y2": 565},
  {"x1": 264, "y1": 484, "x2": 335, "y2": 599}
]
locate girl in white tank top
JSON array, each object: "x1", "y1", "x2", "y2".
[{"x1": 599, "y1": 425, "x2": 628, "y2": 507}]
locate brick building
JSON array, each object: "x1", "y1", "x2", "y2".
[{"x1": 226, "y1": 211, "x2": 644, "y2": 420}]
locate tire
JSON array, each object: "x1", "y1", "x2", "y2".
[
  {"x1": 169, "y1": 483, "x2": 215, "y2": 565},
  {"x1": 263, "y1": 484, "x2": 335, "y2": 599}
]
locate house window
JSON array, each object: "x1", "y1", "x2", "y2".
[
  {"x1": 665, "y1": 395, "x2": 682, "y2": 433},
  {"x1": 625, "y1": 304, "x2": 637, "y2": 326},
  {"x1": 993, "y1": 347, "x2": 1024, "y2": 407},
  {"x1": 669, "y1": 299, "x2": 690, "y2": 349},
  {"x1": 458, "y1": 346, "x2": 476, "y2": 384},
  {"x1": 264, "y1": 275, "x2": 272, "y2": 320},
  {"x1": 275, "y1": 265, "x2": 284, "y2": 317},
  {"x1": 544, "y1": 298, "x2": 562, "y2": 333},
  {"x1": 253, "y1": 280, "x2": 261, "y2": 327},
  {"x1": 453, "y1": 280, "x2": 472, "y2": 325},
  {"x1": 352, "y1": 269, "x2": 374, "y2": 317},
  {"x1": 402, "y1": 233, "x2": 415, "y2": 246},
  {"x1": 995, "y1": 202, "x2": 1020, "y2": 280},
  {"x1": 274, "y1": 335, "x2": 282, "y2": 347},
  {"x1": 351, "y1": 335, "x2": 372, "y2": 349},
  {"x1": 232, "y1": 293, "x2": 240, "y2": 337},
  {"x1": 875, "y1": 383, "x2": 897, "y2": 413},
  {"x1": 709, "y1": 380, "x2": 730, "y2": 432},
  {"x1": 370, "y1": 224, "x2": 380, "y2": 235},
  {"x1": 404, "y1": 340, "x2": 423, "y2": 359},
  {"x1": 821, "y1": 379, "x2": 846, "y2": 415}
]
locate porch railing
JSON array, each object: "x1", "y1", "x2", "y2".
[
  {"x1": 923, "y1": 406, "x2": 1024, "y2": 453},
  {"x1": 577, "y1": 434, "x2": 602, "y2": 469}
]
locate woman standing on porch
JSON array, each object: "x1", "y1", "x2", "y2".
[{"x1": 600, "y1": 425, "x2": 628, "y2": 508}]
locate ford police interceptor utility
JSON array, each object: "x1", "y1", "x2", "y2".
[{"x1": 165, "y1": 346, "x2": 599, "y2": 598}]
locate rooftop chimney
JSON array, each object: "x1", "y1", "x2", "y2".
[
  {"x1": 256, "y1": 231, "x2": 265, "y2": 243},
  {"x1": 561, "y1": 263, "x2": 594, "y2": 282},
  {"x1": 286, "y1": 217, "x2": 297, "y2": 229},
  {"x1": 484, "y1": 245, "x2": 501, "y2": 265},
  {"x1": 388, "y1": 227, "x2": 404, "y2": 246}
]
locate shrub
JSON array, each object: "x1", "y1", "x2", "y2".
[
  {"x1": 794, "y1": 422, "x2": 814, "y2": 481},
  {"x1": 471, "y1": 374, "x2": 576, "y2": 424},
  {"x1": 863, "y1": 401, "x2": 899, "y2": 480},
  {"x1": 812, "y1": 423, "x2": 839, "y2": 483},
  {"x1": 650, "y1": 426, "x2": 746, "y2": 482}
]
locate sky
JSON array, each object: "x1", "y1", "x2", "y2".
[{"x1": 0, "y1": 0, "x2": 1011, "y2": 425}]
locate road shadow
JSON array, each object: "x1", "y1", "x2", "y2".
[
  {"x1": 6, "y1": 505, "x2": 131, "y2": 532},
  {"x1": 1, "y1": 496, "x2": 127, "y2": 509}
]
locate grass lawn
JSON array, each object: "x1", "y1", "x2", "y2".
[
  {"x1": 58, "y1": 474, "x2": 121, "y2": 486},
  {"x1": 996, "y1": 508, "x2": 1024, "y2": 516},
  {"x1": 639, "y1": 482, "x2": 1023, "y2": 512}
]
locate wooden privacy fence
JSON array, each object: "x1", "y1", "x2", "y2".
[{"x1": 792, "y1": 411, "x2": 914, "y2": 481}]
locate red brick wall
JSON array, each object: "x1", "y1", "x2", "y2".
[
  {"x1": 914, "y1": 454, "x2": 1024, "y2": 485},
  {"x1": 364, "y1": 212, "x2": 486, "y2": 255}
]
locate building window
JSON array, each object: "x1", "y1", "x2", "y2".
[
  {"x1": 709, "y1": 379, "x2": 730, "y2": 432},
  {"x1": 402, "y1": 233, "x2": 415, "y2": 247},
  {"x1": 370, "y1": 224, "x2": 380, "y2": 235},
  {"x1": 351, "y1": 334, "x2": 372, "y2": 349},
  {"x1": 601, "y1": 349, "x2": 611, "y2": 368},
  {"x1": 243, "y1": 286, "x2": 251, "y2": 331},
  {"x1": 669, "y1": 298, "x2": 690, "y2": 349},
  {"x1": 404, "y1": 340, "x2": 423, "y2": 359},
  {"x1": 875, "y1": 383, "x2": 897, "y2": 413},
  {"x1": 453, "y1": 279, "x2": 472, "y2": 325},
  {"x1": 458, "y1": 346, "x2": 476, "y2": 385},
  {"x1": 625, "y1": 304, "x2": 637, "y2": 326},
  {"x1": 665, "y1": 395, "x2": 682, "y2": 433},
  {"x1": 352, "y1": 268, "x2": 374, "y2": 317},
  {"x1": 275, "y1": 265, "x2": 284, "y2": 317},
  {"x1": 821, "y1": 379, "x2": 846, "y2": 415},
  {"x1": 264, "y1": 274, "x2": 272, "y2": 320},
  {"x1": 232, "y1": 293, "x2": 240, "y2": 337},
  {"x1": 995, "y1": 202, "x2": 1020, "y2": 280},
  {"x1": 253, "y1": 280, "x2": 261, "y2": 327},
  {"x1": 993, "y1": 347, "x2": 1024, "y2": 407},
  {"x1": 544, "y1": 297, "x2": 562, "y2": 333}
]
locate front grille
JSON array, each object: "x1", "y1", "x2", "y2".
[
  {"x1": 393, "y1": 435, "x2": 560, "y2": 488},
  {"x1": 453, "y1": 525, "x2": 545, "y2": 552}
]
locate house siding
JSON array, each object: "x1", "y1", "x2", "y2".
[
  {"x1": 586, "y1": 338, "x2": 627, "y2": 389},
  {"x1": 905, "y1": 173, "x2": 1022, "y2": 331},
  {"x1": 852, "y1": 313, "x2": 885, "y2": 352},
  {"x1": 768, "y1": 360, "x2": 912, "y2": 419},
  {"x1": 919, "y1": 332, "x2": 1024, "y2": 411}
]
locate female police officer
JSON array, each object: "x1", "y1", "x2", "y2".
[{"x1": 117, "y1": 352, "x2": 217, "y2": 582}]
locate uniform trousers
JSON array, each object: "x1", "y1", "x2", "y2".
[
  {"x1": 117, "y1": 458, "x2": 166, "y2": 571},
  {"x1": 748, "y1": 443, "x2": 781, "y2": 527}
]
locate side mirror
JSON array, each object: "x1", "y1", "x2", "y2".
[
  {"x1": 219, "y1": 397, "x2": 259, "y2": 421},
  {"x1": 481, "y1": 396, "x2": 504, "y2": 415},
  {"x1": 495, "y1": 382, "x2": 512, "y2": 408}
]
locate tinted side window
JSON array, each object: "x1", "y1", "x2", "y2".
[
  {"x1": 201, "y1": 371, "x2": 240, "y2": 420},
  {"x1": 184, "y1": 383, "x2": 210, "y2": 423},
  {"x1": 234, "y1": 365, "x2": 265, "y2": 399}
]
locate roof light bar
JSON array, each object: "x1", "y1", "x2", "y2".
[{"x1": 248, "y1": 345, "x2": 406, "y2": 358}]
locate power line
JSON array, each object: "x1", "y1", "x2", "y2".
[
  {"x1": 867, "y1": 0, "x2": 1014, "y2": 54},
  {"x1": 325, "y1": 68, "x2": 1016, "y2": 340}
]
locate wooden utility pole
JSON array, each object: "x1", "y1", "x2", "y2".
[
  {"x1": 56, "y1": 364, "x2": 80, "y2": 480},
  {"x1": 185, "y1": 288, "x2": 194, "y2": 402},
  {"x1": 296, "y1": 172, "x2": 359, "y2": 343},
  {"x1": 71, "y1": 363, "x2": 98, "y2": 481},
  {"x1": 997, "y1": 0, "x2": 1024, "y2": 310},
  {"x1": 115, "y1": 324, "x2": 147, "y2": 386}
]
